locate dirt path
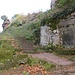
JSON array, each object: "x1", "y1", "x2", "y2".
[
  {"x1": 0, "y1": 53, "x2": 75, "y2": 75},
  {"x1": 29, "y1": 53, "x2": 75, "y2": 75},
  {"x1": 29, "y1": 53, "x2": 74, "y2": 66}
]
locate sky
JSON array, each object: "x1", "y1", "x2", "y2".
[{"x1": 0, "y1": 0, "x2": 51, "y2": 32}]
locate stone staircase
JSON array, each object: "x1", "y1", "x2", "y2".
[{"x1": 16, "y1": 37, "x2": 34, "y2": 53}]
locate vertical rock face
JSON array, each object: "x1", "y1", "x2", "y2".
[
  {"x1": 58, "y1": 12, "x2": 75, "y2": 48},
  {"x1": 51, "y1": 0, "x2": 57, "y2": 9}
]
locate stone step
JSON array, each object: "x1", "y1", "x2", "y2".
[
  {"x1": 23, "y1": 49, "x2": 34, "y2": 53},
  {"x1": 68, "y1": 73, "x2": 75, "y2": 75},
  {"x1": 16, "y1": 37, "x2": 34, "y2": 53}
]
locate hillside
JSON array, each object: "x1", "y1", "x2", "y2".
[
  {"x1": 2, "y1": 12, "x2": 45, "y2": 44},
  {"x1": 0, "y1": 0, "x2": 75, "y2": 75},
  {"x1": 0, "y1": 0, "x2": 75, "y2": 49}
]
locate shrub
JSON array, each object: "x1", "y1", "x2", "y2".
[
  {"x1": 53, "y1": 45, "x2": 75, "y2": 55},
  {"x1": 55, "y1": 49, "x2": 75, "y2": 55},
  {"x1": 39, "y1": 44, "x2": 56, "y2": 53}
]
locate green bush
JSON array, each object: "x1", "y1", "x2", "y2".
[
  {"x1": 52, "y1": 45, "x2": 75, "y2": 55},
  {"x1": 34, "y1": 44, "x2": 57, "y2": 53},
  {"x1": 39, "y1": 44, "x2": 55, "y2": 53},
  {"x1": 55, "y1": 49, "x2": 75, "y2": 55}
]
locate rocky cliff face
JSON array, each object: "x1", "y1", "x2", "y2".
[{"x1": 58, "y1": 12, "x2": 75, "y2": 48}]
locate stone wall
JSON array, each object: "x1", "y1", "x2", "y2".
[
  {"x1": 58, "y1": 12, "x2": 75, "y2": 48},
  {"x1": 52, "y1": 29, "x2": 60, "y2": 45},
  {"x1": 40, "y1": 25, "x2": 60, "y2": 46},
  {"x1": 40, "y1": 25, "x2": 51, "y2": 46}
]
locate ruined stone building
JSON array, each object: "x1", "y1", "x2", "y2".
[
  {"x1": 51, "y1": 0, "x2": 57, "y2": 9},
  {"x1": 1, "y1": 15, "x2": 10, "y2": 30},
  {"x1": 2, "y1": 19, "x2": 10, "y2": 30}
]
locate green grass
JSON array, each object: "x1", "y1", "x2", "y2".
[
  {"x1": 54, "y1": 49, "x2": 75, "y2": 55},
  {"x1": 34, "y1": 44, "x2": 54, "y2": 53},
  {"x1": 64, "y1": 55, "x2": 75, "y2": 62},
  {"x1": 56, "y1": 55, "x2": 75, "y2": 62},
  {"x1": 27, "y1": 57, "x2": 55, "y2": 71},
  {"x1": 0, "y1": 40, "x2": 16, "y2": 62},
  {"x1": 0, "y1": 40, "x2": 55, "y2": 71}
]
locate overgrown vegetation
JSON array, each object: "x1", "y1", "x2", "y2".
[
  {"x1": 2, "y1": 0, "x2": 75, "y2": 44},
  {"x1": 41, "y1": 0, "x2": 75, "y2": 30},
  {"x1": 34, "y1": 44, "x2": 75, "y2": 55},
  {"x1": 2, "y1": 12, "x2": 46, "y2": 45},
  {"x1": 26, "y1": 57, "x2": 55, "y2": 71},
  {"x1": 53, "y1": 45, "x2": 75, "y2": 55},
  {"x1": 0, "y1": 39, "x2": 55, "y2": 71},
  {"x1": 55, "y1": 0, "x2": 75, "y2": 8},
  {"x1": 1, "y1": 0, "x2": 75, "y2": 71},
  {"x1": 34, "y1": 44, "x2": 54, "y2": 53},
  {"x1": 55, "y1": 49, "x2": 75, "y2": 55},
  {"x1": 60, "y1": 55, "x2": 75, "y2": 62}
]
